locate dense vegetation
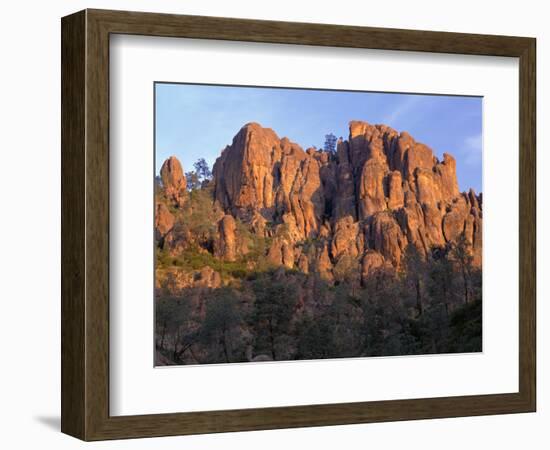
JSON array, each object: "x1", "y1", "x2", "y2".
[{"x1": 156, "y1": 245, "x2": 482, "y2": 365}]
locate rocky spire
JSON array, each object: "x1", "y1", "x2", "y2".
[{"x1": 160, "y1": 156, "x2": 187, "y2": 208}]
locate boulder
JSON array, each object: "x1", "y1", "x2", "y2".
[{"x1": 154, "y1": 202, "x2": 174, "y2": 240}]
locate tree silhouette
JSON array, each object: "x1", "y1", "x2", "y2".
[
  {"x1": 185, "y1": 171, "x2": 201, "y2": 190},
  {"x1": 193, "y1": 158, "x2": 212, "y2": 182},
  {"x1": 401, "y1": 245, "x2": 427, "y2": 316},
  {"x1": 200, "y1": 288, "x2": 243, "y2": 363},
  {"x1": 250, "y1": 278, "x2": 296, "y2": 360},
  {"x1": 450, "y1": 233, "x2": 474, "y2": 304},
  {"x1": 323, "y1": 133, "x2": 337, "y2": 153}
]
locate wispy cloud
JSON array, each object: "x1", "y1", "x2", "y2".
[
  {"x1": 462, "y1": 133, "x2": 483, "y2": 165},
  {"x1": 382, "y1": 96, "x2": 422, "y2": 126}
]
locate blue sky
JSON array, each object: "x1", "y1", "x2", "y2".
[{"x1": 155, "y1": 83, "x2": 482, "y2": 193}]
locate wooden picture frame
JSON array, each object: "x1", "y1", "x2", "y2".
[{"x1": 61, "y1": 9, "x2": 536, "y2": 441}]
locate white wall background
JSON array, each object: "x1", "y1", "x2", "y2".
[{"x1": 0, "y1": 0, "x2": 546, "y2": 448}]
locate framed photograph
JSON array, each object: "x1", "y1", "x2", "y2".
[{"x1": 61, "y1": 9, "x2": 536, "y2": 440}]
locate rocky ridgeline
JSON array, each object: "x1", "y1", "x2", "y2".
[{"x1": 156, "y1": 121, "x2": 482, "y2": 286}]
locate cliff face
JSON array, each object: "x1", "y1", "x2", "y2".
[
  {"x1": 155, "y1": 121, "x2": 483, "y2": 365},
  {"x1": 210, "y1": 121, "x2": 482, "y2": 282}
]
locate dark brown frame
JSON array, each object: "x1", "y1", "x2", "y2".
[{"x1": 61, "y1": 8, "x2": 536, "y2": 441}]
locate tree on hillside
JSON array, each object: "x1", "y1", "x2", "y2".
[
  {"x1": 185, "y1": 171, "x2": 201, "y2": 191},
  {"x1": 332, "y1": 255, "x2": 361, "y2": 296},
  {"x1": 400, "y1": 245, "x2": 427, "y2": 316},
  {"x1": 184, "y1": 159, "x2": 212, "y2": 191},
  {"x1": 200, "y1": 288, "x2": 243, "y2": 363},
  {"x1": 155, "y1": 296, "x2": 199, "y2": 363},
  {"x1": 450, "y1": 233, "x2": 474, "y2": 305},
  {"x1": 427, "y1": 245, "x2": 455, "y2": 315},
  {"x1": 250, "y1": 278, "x2": 297, "y2": 361},
  {"x1": 193, "y1": 158, "x2": 212, "y2": 182},
  {"x1": 360, "y1": 268, "x2": 405, "y2": 356},
  {"x1": 323, "y1": 133, "x2": 337, "y2": 153}
]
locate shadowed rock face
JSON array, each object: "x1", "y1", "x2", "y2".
[{"x1": 210, "y1": 121, "x2": 482, "y2": 277}]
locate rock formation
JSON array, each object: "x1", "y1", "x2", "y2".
[
  {"x1": 214, "y1": 215, "x2": 238, "y2": 261},
  {"x1": 154, "y1": 121, "x2": 484, "y2": 365},
  {"x1": 154, "y1": 202, "x2": 174, "y2": 241},
  {"x1": 156, "y1": 265, "x2": 222, "y2": 294},
  {"x1": 160, "y1": 156, "x2": 187, "y2": 208},
  {"x1": 156, "y1": 121, "x2": 482, "y2": 292},
  {"x1": 210, "y1": 121, "x2": 482, "y2": 277}
]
